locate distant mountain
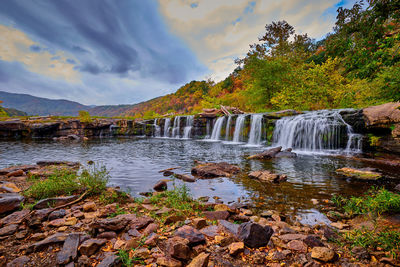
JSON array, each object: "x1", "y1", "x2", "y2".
[
  {"x1": 0, "y1": 91, "x2": 91, "y2": 116},
  {"x1": 3, "y1": 107, "x2": 28, "y2": 116},
  {"x1": 88, "y1": 104, "x2": 137, "y2": 117}
]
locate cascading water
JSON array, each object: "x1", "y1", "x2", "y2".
[
  {"x1": 183, "y1": 116, "x2": 194, "y2": 139},
  {"x1": 163, "y1": 118, "x2": 171, "y2": 138},
  {"x1": 171, "y1": 117, "x2": 181, "y2": 138},
  {"x1": 205, "y1": 120, "x2": 211, "y2": 139},
  {"x1": 225, "y1": 116, "x2": 232, "y2": 141},
  {"x1": 247, "y1": 114, "x2": 263, "y2": 145},
  {"x1": 153, "y1": 119, "x2": 161, "y2": 137},
  {"x1": 209, "y1": 117, "x2": 225, "y2": 141},
  {"x1": 232, "y1": 115, "x2": 247, "y2": 143},
  {"x1": 272, "y1": 110, "x2": 362, "y2": 153}
]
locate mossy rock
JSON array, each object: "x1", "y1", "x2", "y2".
[{"x1": 336, "y1": 167, "x2": 382, "y2": 181}]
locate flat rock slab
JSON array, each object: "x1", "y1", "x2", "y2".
[
  {"x1": 56, "y1": 233, "x2": 80, "y2": 265},
  {"x1": 31, "y1": 233, "x2": 69, "y2": 252},
  {"x1": 336, "y1": 167, "x2": 382, "y2": 180},
  {"x1": 0, "y1": 209, "x2": 29, "y2": 226},
  {"x1": 191, "y1": 162, "x2": 240, "y2": 178},
  {"x1": 0, "y1": 193, "x2": 24, "y2": 214}
]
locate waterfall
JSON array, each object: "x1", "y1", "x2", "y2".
[
  {"x1": 163, "y1": 118, "x2": 171, "y2": 138},
  {"x1": 225, "y1": 116, "x2": 232, "y2": 141},
  {"x1": 247, "y1": 114, "x2": 263, "y2": 145},
  {"x1": 153, "y1": 119, "x2": 161, "y2": 137},
  {"x1": 232, "y1": 115, "x2": 247, "y2": 143},
  {"x1": 183, "y1": 115, "x2": 194, "y2": 139},
  {"x1": 272, "y1": 110, "x2": 362, "y2": 152},
  {"x1": 171, "y1": 116, "x2": 181, "y2": 138},
  {"x1": 205, "y1": 119, "x2": 211, "y2": 139},
  {"x1": 209, "y1": 117, "x2": 225, "y2": 141}
]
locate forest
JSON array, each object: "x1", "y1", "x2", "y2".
[{"x1": 121, "y1": 0, "x2": 399, "y2": 119}]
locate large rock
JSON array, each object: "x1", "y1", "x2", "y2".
[
  {"x1": 0, "y1": 193, "x2": 24, "y2": 214},
  {"x1": 191, "y1": 162, "x2": 240, "y2": 178},
  {"x1": 248, "y1": 170, "x2": 287, "y2": 183},
  {"x1": 175, "y1": 225, "x2": 205, "y2": 245},
  {"x1": 363, "y1": 102, "x2": 400, "y2": 128},
  {"x1": 336, "y1": 167, "x2": 382, "y2": 180},
  {"x1": 237, "y1": 222, "x2": 273, "y2": 248},
  {"x1": 56, "y1": 233, "x2": 80, "y2": 265}
]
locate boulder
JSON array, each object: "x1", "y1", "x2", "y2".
[
  {"x1": 363, "y1": 102, "x2": 400, "y2": 128},
  {"x1": 237, "y1": 222, "x2": 274, "y2": 248},
  {"x1": 0, "y1": 193, "x2": 24, "y2": 214},
  {"x1": 191, "y1": 161, "x2": 240, "y2": 178},
  {"x1": 153, "y1": 180, "x2": 167, "y2": 191},
  {"x1": 175, "y1": 225, "x2": 206, "y2": 245},
  {"x1": 311, "y1": 247, "x2": 336, "y2": 262},
  {"x1": 336, "y1": 167, "x2": 382, "y2": 180},
  {"x1": 187, "y1": 252, "x2": 209, "y2": 267},
  {"x1": 248, "y1": 170, "x2": 287, "y2": 183}
]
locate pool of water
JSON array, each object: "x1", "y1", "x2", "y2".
[{"x1": 1, "y1": 137, "x2": 398, "y2": 225}]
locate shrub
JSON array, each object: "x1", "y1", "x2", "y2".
[
  {"x1": 78, "y1": 163, "x2": 109, "y2": 195},
  {"x1": 78, "y1": 110, "x2": 92, "y2": 123}
]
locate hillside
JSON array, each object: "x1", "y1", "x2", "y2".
[
  {"x1": 0, "y1": 91, "x2": 90, "y2": 116},
  {"x1": 3, "y1": 107, "x2": 27, "y2": 116}
]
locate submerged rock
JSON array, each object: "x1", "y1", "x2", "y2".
[
  {"x1": 336, "y1": 167, "x2": 382, "y2": 180},
  {"x1": 248, "y1": 170, "x2": 287, "y2": 183},
  {"x1": 248, "y1": 146, "x2": 296, "y2": 160},
  {"x1": 153, "y1": 180, "x2": 167, "y2": 191},
  {"x1": 191, "y1": 161, "x2": 240, "y2": 178}
]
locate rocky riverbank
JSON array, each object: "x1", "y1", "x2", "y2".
[{"x1": 1, "y1": 161, "x2": 399, "y2": 266}]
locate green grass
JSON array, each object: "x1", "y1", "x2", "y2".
[
  {"x1": 108, "y1": 204, "x2": 127, "y2": 218},
  {"x1": 343, "y1": 227, "x2": 400, "y2": 258},
  {"x1": 24, "y1": 164, "x2": 110, "y2": 200},
  {"x1": 332, "y1": 187, "x2": 400, "y2": 217}
]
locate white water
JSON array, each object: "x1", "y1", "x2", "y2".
[
  {"x1": 209, "y1": 117, "x2": 225, "y2": 141},
  {"x1": 232, "y1": 115, "x2": 247, "y2": 143},
  {"x1": 183, "y1": 115, "x2": 194, "y2": 139},
  {"x1": 272, "y1": 110, "x2": 362, "y2": 153},
  {"x1": 225, "y1": 116, "x2": 232, "y2": 141},
  {"x1": 153, "y1": 119, "x2": 161, "y2": 137},
  {"x1": 163, "y1": 118, "x2": 171, "y2": 138},
  {"x1": 171, "y1": 116, "x2": 181, "y2": 138},
  {"x1": 247, "y1": 114, "x2": 263, "y2": 145},
  {"x1": 205, "y1": 119, "x2": 211, "y2": 139}
]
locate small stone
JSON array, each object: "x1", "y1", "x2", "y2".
[
  {"x1": 260, "y1": 210, "x2": 273, "y2": 218},
  {"x1": 156, "y1": 207, "x2": 173, "y2": 215},
  {"x1": 0, "y1": 223, "x2": 18, "y2": 236},
  {"x1": 15, "y1": 230, "x2": 28, "y2": 239},
  {"x1": 6, "y1": 169, "x2": 25, "y2": 177},
  {"x1": 192, "y1": 218, "x2": 207, "y2": 229},
  {"x1": 113, "y1": 240, "x2": 126, "y2": 250},
  {"x1": 214, "y1": 204, "x2": 229, "y2": 211},
  {"x1": 83, "y1": 201, "x2": 96, "y2": 212},
  {"x1": 142, "y1": 223, "x2": 158, "y2": 236},
  {"x1": 351, "y1": 246, "x2": 370, "y2": 260},
  {"x1": 165, "y1": 215, "x2": 185, "y2": 225},
  {"x1": 78, "y1": 238, "x2": 107, "y2": 256},
  {"x1": 97, "y1": 254, "x2": 121, "y2": 267},
  {"x1": 330, "y1": 222, "x2": 349, "y2": 230},
  {"x1": 144, "y1": 233, "x2": 159, "y2": 246},
  {"x1": 0, "y1": 193, "x2": 24, "y2": 214},
  {"x1": 395, "y1": 184, "x2": 400, "y2": 192},
  {"x1": 0, "y1": 182, "x2": 20, "y2": 193},
  {"x1": 238, "y1": 222, "x2": 274, "y2": 248},
  {"x1": 0, "y1": 209, "x2": 29, "y2": 226},
  {"x1": 175, "y1": 225, "x2": 205, "y2": 245},
  {"x1": 166, "y1": 236, "x2": 190, "y2": 260},
  {"x1": 97, "y1": 231, "x2": 117, "y2": 239},
  {"x1": 200, "y1": 225, "x2": 219, "y2": 238},
  {"x1": 156, "y1": 256, "x2": 182, "y2": 267},
  {"x1": 228, "y1": 242, "x2": 244, "y2": 256},
  {"x1": 304, "y1": 235, "x2": 324, "y2": 248},
  {"x1": 132, "y1": 247, "x2": 150, "y2": 259},
  {"x1": 48, "y1": 209, "x2": 67, "y2": 221},
  {"x1": 6, "y1": 255, "x2": 30, "y2": 267},
  {"x1": 203, "y1": 211, "x2": 229, "y2": 220},
  {"x1": 219, "y1": 220, "x2": 239, "y2": 236},
  {"x1": 287, "y1": 240, "x2": 307, "y2": 252},
  {"x1": 153, "y1": 180, "x2": 167, "y2": 191},
  {"x1": 187, "y1": 252, "x2": 210, "y2": 267},
  {"x1": 311, "y1": 247, "x2": 336, "y2": 262},
  {"x1": 64, "y1": 217, "x2": 77, "y2": 226}
]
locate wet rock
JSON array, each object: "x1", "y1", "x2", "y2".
[
  {"x1": 336, "y1": 167, "x2": 382, "y2": 180},
  {"x1": 287, "y1": 240, "x2": 307, "y2": 252},
  {"x1": 83, "y1": 201, "x2": 96, "y2": 212},
  {"x1": 311, "y1": 247, "x2": 336, "y2": 262},
  {"x1": 191, "y1": 161, "x2": 240, "y2": 178},
  {"x1": 78, "y1": 238, "x2": 107, "y2": 256},
  {"x1": 237, "y1": 222, "x2": 274, "y2": 248},
  {"x1": 97, "y1": 254, "x2": 121, "y2": 267},
  {"x1": 56, "y1": 233, "x2": 80, "y2": 265},
  {"x1": 228, "y1": 242, "x2": 244, "y2": 256},
  {"x1": 187, "y1": 252, "x2": 209, "y2": 267},
  {"x1": 0, "y1": 223, "x2": 18, "y2": 236},
  {"x1": 203, "y1": 211, "x2": 229, "y2": 220},
  {"x1": 48, "y1": 209, "x2": 67, "y2": 221},
  {"x1": 166, "y1": 236, "x2": 190, "y2": 260},
  {"x1": 153, "y1": 180, "x2": 167, "y2": 191},
  {"x1": 31, "y1": 233, "x2": 69, "y2": 252},
  {"x1": 192, "y1": 218, "x2": 207, "y2": 230},
  {"x1": 248, "y1": 170, "x2": 287, "y2": 183},
  {"x1": 156, "y1": 256, "x2": 182, "y2": 267},
  {"x1": 0, "y1": 193, "x2": 24, "y2": 214},
  {"x1": 0, "y1": 209, "x2": 29, "y2": 226},
  {"x1": 275, "y1": 151, "x2": 297, "y2": 158},
  {"x1": 304, "y1": 235, "x2": 324, "y2": 248},
  {"x1": 174, "y1": 173, "x2": 196, "y2": 182},
  {"x1": 175, "y1": 225, "x2": 205, "y2": 245},
  {"x1": 165, "y1": 215, "x2": 185, "y2": 225},
  {"x1": 247, "y1": 146, "x2": 283, "y2": 159},
  {"x1": 6, "y1": 256, "x2": 30, "y2": 267},
  {"x1": 351, "y1": 246, "x2": 370, "y2": 260},
  {"x1": 33, "y1": 195, "x2": 79, "y2": 209}
]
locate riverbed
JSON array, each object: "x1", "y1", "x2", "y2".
[{"x1": 1, "y1": 137, "x2": 398, "y2": 225}]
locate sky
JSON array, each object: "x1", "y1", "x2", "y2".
[{"x1": 0, "y1": 0, "x2": 355, "y2": 105}]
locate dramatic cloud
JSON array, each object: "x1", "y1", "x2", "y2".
[{"x1": 0, "y1": 0, "x2": 355, "y2": 104}]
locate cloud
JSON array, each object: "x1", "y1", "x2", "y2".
[
  {"x1": 0, "y1": 0, "x2": 206, "y2": 104},
  {"x1": 159, "y1": 0, "x2": 356, "y2": 81}
]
